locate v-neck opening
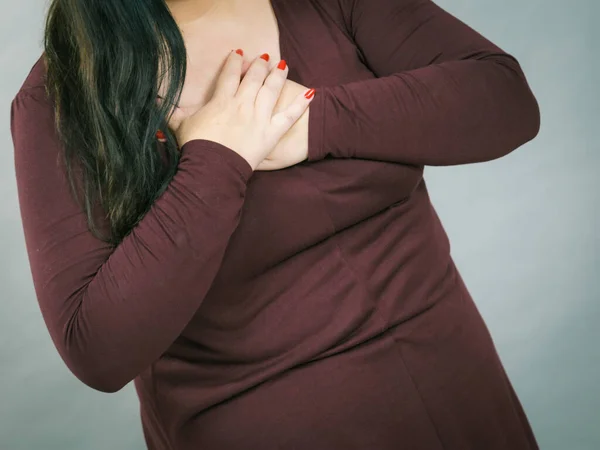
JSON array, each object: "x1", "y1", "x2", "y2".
[{"x1": 269, "y1": 0, "x2": 289, "y2": 63}]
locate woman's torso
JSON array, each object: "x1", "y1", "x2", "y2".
[{"x1": 137, "y1": 0, "x2": 459, "y2": 447}]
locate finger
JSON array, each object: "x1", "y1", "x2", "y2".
[
  {"x1": 269, "y1": 88, "x2": 315, "y2": 136},
  {"x1": 255, "y1": 59, "x2": 288, "y2": 121},
  {"x1": 236, "y1": 53, "x2": 271, "y2": 105},
  {"x1": 212, "y1": 49, "x2": 244, "y2": 101},
  {"x1": 156, "y1": 129, "x2": 168, "y2": 143}
]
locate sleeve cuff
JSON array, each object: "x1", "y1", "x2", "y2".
[
  {"x1": 307, "y1": 87, "x2": 327, "y2": 162},
  {"x1": 180, "y1": 139, "x2": 254, "y2": 184}
]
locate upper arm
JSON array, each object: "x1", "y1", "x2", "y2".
[
  {"x1": 11, "y1": 89, "x2": 115, "y2": 363},
  {"x1": 340, "y1": 0, "x2": 516, "y2": 77},
  {"x1": 11, "y1": 87, "x2": 254, "y2": 393}
]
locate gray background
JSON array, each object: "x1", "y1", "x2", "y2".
[{"x1": 1, "y1": 0, "x2": 598, "y2": 449}]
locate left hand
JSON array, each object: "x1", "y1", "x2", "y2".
[{"x1": 255, "y1": 79, "x2": 311, "y2": 171}]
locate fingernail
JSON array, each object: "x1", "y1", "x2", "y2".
[
  {"x1": 156, "y1": 130, "x2": 167, "y2": 141},
  {"x1": 235, "y1": 49, "x2": 244, "y2": 56},
  {"x1": 277, "y1": 60, "x2": 287, "y2": 70},
  {"x1": 260, "y1": 53, "x2": 270, "y2": 62},
  {"x1": 304, "y1": 88, "x2": 315, "y2": 99}
]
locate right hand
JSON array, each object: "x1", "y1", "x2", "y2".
[{"x1": 163, "y1": 50, "x2": 315, "y2": 171}]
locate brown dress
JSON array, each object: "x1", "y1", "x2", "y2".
[{"x1": 10, "y1": 0, "x2": 541, "y2": 448}]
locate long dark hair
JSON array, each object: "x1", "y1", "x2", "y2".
[{"x1": 44, "y1": 0, "x2": 187, "y2": 245}]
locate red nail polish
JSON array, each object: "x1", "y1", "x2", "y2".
[
  {"x1": 156, "y1": 130, "x2": 166, "y2": 140},
  {"x1": 235, "y1": 49, "x2": 244, "y2": 56},
  {"x1": 260, "y1": 53, "x2": 270, "y2": 62},
  {"x1": 277, "y1": 60, "x2": 287, "y2": 70},
  {"x1": 304, "y1": 88, "x2": 315, "y2": 99}
]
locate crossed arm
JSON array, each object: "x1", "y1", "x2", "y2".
[
  {"x1": 9, "y1": 0, "x2": 539, "y2": 395},
  {"x1": 306, "y1": 0, "x2": 540, "y2": 166}
]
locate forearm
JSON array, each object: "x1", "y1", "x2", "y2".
[
  {"x1": 307, "y1": 0, "x2": 540, "y2": 166},
  {"x1": 12, "y1": 88, "x2": 253, "y2": 393},
  {"x1": 52, "y1": 142, "x2": 250, "y2": 393},
  {"x1": 308, "y1": 52, "x2": 540, "y2": 166}
]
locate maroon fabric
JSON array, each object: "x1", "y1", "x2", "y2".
[{"x1": 10, "y1": 0, "x2": 540, "y2": 448}]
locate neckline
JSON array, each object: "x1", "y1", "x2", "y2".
[
  {"x1": 154, "y1": 0, "x2": 293, "y2": 103},
  {"x1": 269, "y1": 0, "x2": 289, "y2": 63}
]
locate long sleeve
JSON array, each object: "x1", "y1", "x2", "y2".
[
  {"x1": 307, "y1": 0, "x2": 540, "y2": 166},
  {"x1": 10, "y1": 88, "x2": 253, "y2": 393}
]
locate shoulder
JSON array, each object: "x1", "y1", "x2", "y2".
[
  {"x1": 284, "y1": 0, "x2": 354, "y2": 41},
  {"x1": 11, "y1": 53, "x2": 55, "y2": 123},
  {"x1": 19, "y1": 52, "x2": 48, "y2": 91},
  {"x1": 13, "y1": 53, "x2": 50, "y2": 104},
  {"x1": 10, "y1": 54, "x2": 59, "y2": 147}
]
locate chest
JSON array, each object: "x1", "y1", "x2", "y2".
[
  {"x1": 171, "y1": 0, "x2": 426, "y2": 352},
  {"x1": 174, "y1": 0, "x2": 424, "y2": 278},
  {"x1": 173, "y1": 0, "x2": 283, "y2": 111}
]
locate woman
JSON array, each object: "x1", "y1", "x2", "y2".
[{"x1": 10, "y1": 0, "x2": 541, "y2": 448}]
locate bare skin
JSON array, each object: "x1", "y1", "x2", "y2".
[{"x1": 164, "y1": 0, "x2": 310, "y2": 170}]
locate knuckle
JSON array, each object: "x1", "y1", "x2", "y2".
[
  {"x1": 209, "y1": 97, "x2": 228, "y2": 112},
  {"x1": 264, "y1": 78, "x2": 283, "y2": 95},
  {"x1": 283, "y1": 113, "x2": 295, "y2": 124},
  {"x1": 260, "y1": 83, "x2": 277, "y2": 98},
  {"x1": 236, "y1": 100, "x2": 254, "y2": 118},
  {"x1": 263, "y1": 75, "x2": 280, "y2": 89},
  {"x1": 272, "y1": 112, "x2": 293, "y2": 127}
]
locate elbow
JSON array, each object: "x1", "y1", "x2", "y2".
[
  {"x1": 511, "y1": 62, "x2": 541, "y2": 146},
  {"x1": 507, "y1": 81, "x2": 541, "y2": 155},
  {"x1": 521, "y1": 87, "x2": 541, "y2": 144},
  {"x1": 65, "y1": 354, "x2": 130, "y2": 394},
  {"x1": 487, "y1": 54, "x2": 542, "y2": 155},
  {"x1": 56, "y1": 332, "x2": 131, "y2": 394},
  {"x1": 74, "y1": 370, "x2": 129, "y2": 394}
]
